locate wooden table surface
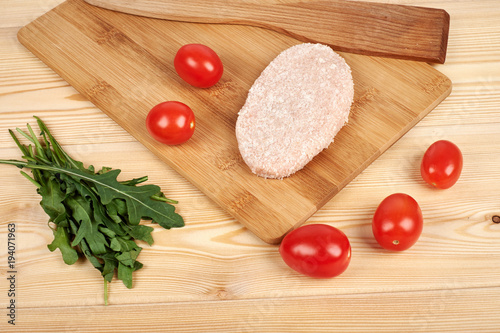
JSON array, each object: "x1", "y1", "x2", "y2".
[{"x1": 1, "y1": 0, "x2": 499, "y2": 332}]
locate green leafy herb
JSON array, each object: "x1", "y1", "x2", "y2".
[{"x1": 0, "y1": 116, "x2": 184, "y2": 304}]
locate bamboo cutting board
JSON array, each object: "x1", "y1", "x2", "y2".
[{"x1": 17, "y1": 0, "x2": 451, "y2": 244}]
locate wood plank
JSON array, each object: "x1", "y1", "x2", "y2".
[
  {"x1": 7, "y1": 287, "x2": 500, "y2": 332},
  {"x1": 16, "y1": 0, "x2": 451, "y2": 244}
]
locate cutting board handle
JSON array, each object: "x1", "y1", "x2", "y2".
[{"x1": 84, "y1": 0, "x2": 449, "y2": 63}]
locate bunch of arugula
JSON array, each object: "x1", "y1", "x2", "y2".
[{"x1": 0, "y1": 117, "x2": 184, "y2": 304}]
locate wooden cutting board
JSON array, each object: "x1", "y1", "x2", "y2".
[{"x1": 17, "y1": 0, "x2": 451, "y2": 244}]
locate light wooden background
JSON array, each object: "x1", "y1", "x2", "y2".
[{"x1": 1, "y1": 0, "x2": 499, "y2": 332}]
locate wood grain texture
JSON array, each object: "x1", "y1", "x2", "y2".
[
  {"x1": 16, "y1": 0, "x2": 451, "y2": 244},
  {"x1": 8, "y1": 287, "x2": 500, "y2": 332},
  {"x1": 1, "y1": 0, "x2": 500, "y2": 332},
  {"x1": 83, "y1": 0, "x2": 450, "y2": 63}
]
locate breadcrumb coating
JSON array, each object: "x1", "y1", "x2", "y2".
[{"x1": 236, "y1": 43, "x2": 354, "y2": 179}]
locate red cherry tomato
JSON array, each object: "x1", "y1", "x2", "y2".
[
  {"x1": 146, "y1": 101, "x2": 195, "y2": 145},
  {"x1": 279, "y1": 224, "x2": 351, "y2": 278},
  {"x1": 372, "y1": 193, "x2": 423, "y2": 251},
  {"x1": 174, "y1": 44, "x2": 224, "y2": 88},
  {"x1": 421, "y1": 140, "x2": 463, "y2": 189}
]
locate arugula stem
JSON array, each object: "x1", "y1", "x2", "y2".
[
  {"x1": 0, "y1": 159, "x2": 28, "y2": 168},
  {"x1": 9, "y1": 129, "x2": 29, "y2": 157},
  {"x1": 151, "y1": 195, "x2": 178, "y2": 204},
  {"x1": 119, "y1": 176, "x2": 148, "y2": 186},
  {"x1": 34, "y1": 116, "x2": 83, "y2": 171},
  {"x1": 16, "y1": 127, "x2": 37, "y2": 145},
  {"x1": 104, "y1": 279, "x2": 108, "y2": 306},
  {"x1": 26, "y1": 123, "x2": 47, "y2": 159},
  {"x1": 20, "y1": 171, "x2": 42, "y2": 189}
]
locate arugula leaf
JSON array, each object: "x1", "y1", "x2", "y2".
[
  {"x1": 105, "y1": 199, "x2": 126, "y2": 224},
  {"x1": 20, "y1": 164, "x2": 184, "y2": 230},
  {"x1": 99, "y1": 252, "x2": 118, "y2": 282},
  {"x1": 0, "y1": 117, "x2": 185, "y2": 304},
  {"x1": 117, "y1": 262, "x2": 134, "y2": 289},
  {"x1": 67, "y1": 195, "x2": 108, "y2": 255},
  {"x1": 127, "y1": 225, "x2": 154, "y2": 246},
  {"x1": 79, "y1": 237, "x2": 104, "y2": 270},
  {"x1": 110, "y1": 236, "x2": 139, "y2": 253},
  {"x1": 47, "y1": 226, "x2": 79, "y2": 265},
  {"x1": 115, "y1": 247, "x2": 141, "y2": 267},
  {"x1": 91, "y1": 169, "x2": 184, "y2": 228},
  {"x1": 38, "y1": 176, "x2": 66, "y2": 223}
]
